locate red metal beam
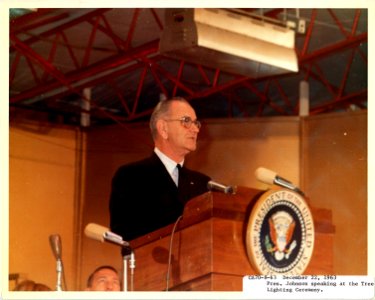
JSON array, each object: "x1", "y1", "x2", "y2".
[
  {"x1": 132, "y1": 66, "x2": 148, "y2": 116},
  {"x1": 60, "y1": 31, "x2": 80, "y2": 69},
  {"x1": 140, "y1": 56, "x2": 169, "y2": 98},
  {"x1": 300, "y1": 64, "x2": 338, "y2": 96},
  {"x1": 11, "y1": 12, "x2": 70, "y2": 34},
  {"x1": 25, "y1": 56, "x2": 41, "y2": 85},
  {"x1": 34, "y1": 55, "x2": 164, "y2": 109},
  {"x1": 228, "y1": 92, "x2": 250, "y2": 118},
  {"x1": 196, "y1": 64, "x2": 211, "y2": 86},
  {"x1": 242, "y1": 81, "x2": 268, "y2": 103},
  {"x1": 152, "y1": 63, "x2": 195, "y2": 96},
  {"x1": 273, "y1": 79, "x2": 294, "y2": 113},
  {"x1": 212, "y1": 69, "x2": 220, "y2": 87},
  {"x1": 9, "y1": 52, "x2": 21, "y2": 85},
  {"x1": 10, "y1": 31, "x2": 156, "y2": 128},
  {"x1": 257, "y1": 80, "x2": 272, "y2": 116},
  {"x1": 107, "y1": 79, "x2": 131, "y2": 115},
  {"x1": 9, "y1": 8, "x2": 367, "y2": 124},
  {"x1": 10, "y1": 39, "x2": 159, "y2": 103},
  {"x1": 92, "y1": 15, "x2": 124, "y2": 51},
  {"x1": 351, "y1": 10, "x2": 361, "y2": 35},
  {"x1": 10, "y1": 9, "x2": 57, "y2": 31},
  {"x1": 245, "y1": 76, "x2": 288, "y2": 116},
  {"x1": 150, "y1": 8, "x2": 164, "y2": 30},
  {"x1": 173, "y1": 60, "x2": 185, "y2": 97},
  {"x1": 337, "y1": 48, "x2": 356, "y2": 99},
  {"x1": 33, "y1": 59, "x2": 146, "y2": 108},
  {"x1": 328, "y1": 9, "x2": 350, "y2": 38},
  {"x1": 301, "y1": 9, "x2": 317, "y2": 56},
  {"x1": 299, "y1": 32, "x2": 367, "y2": 63},
  {"x1": 310, "y1": 89, "x2": 367, "y2": 114},
  {"x1": 187, "y1": 76, "x2": 249, "y2": 100},
  {"x1": 81, "y1": 16, "x2": 101, "y2": 67},
  {"x1": 10, "y1": 33, "x2": 70, "y2": 88},
  {"x1": 41, "y1": 32, "x2": 60, "y2": 82},
  {"x1": 125, "y1": 9, "x2": 141, "y2": 50},
  {"x1": 10, "y1": 9, "x2": 112, "y2": 52}
]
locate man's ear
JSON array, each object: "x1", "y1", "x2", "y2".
[{"x1": 156, "y1": 119, "x2": 168, "y2": 139}]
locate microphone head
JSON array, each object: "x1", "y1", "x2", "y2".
[
  {"x1": 84, "y1": 223, "x2": 107, "y2": 243},
  {"x1": 207, "y1": 180, "x2": 235, "y2": 194},
  {"x1": 49, "y1": 234, "x2": 62, "y2": 260},
  {"x1": 255, "y1": 167, "x2": 277, "y2": 185}
]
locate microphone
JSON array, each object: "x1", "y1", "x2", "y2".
[
  {"x1": 49, "y1": 234, "x2": 62, "y2": 260},
  {"x1": 84, "y1": 223, "x2": 130, "y2": 247},
  {"x1": 255, "y1": 167, "x2": 305, "y2": 196},
  {"x1": 207, "y1": 180, "x2": 236, "y2": 194}
]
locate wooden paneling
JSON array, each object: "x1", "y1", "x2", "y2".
[
  {"x1": 301, "y1": 111, "x2": 367, "y2": 274},
  {"x1": 9, "y1": 124, "x2": 78, "y2": 290}
]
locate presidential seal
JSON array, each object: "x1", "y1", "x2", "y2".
[{"x1": 246, "y1": 189, "x2": 314, "y2": 275}]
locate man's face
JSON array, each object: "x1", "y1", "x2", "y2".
[
  {"x1": 164, "y1": 101, "x2": 200, "y2": 156},
  {"x1": 88, "y1": 268, "x2": 121, "y2": 291}
]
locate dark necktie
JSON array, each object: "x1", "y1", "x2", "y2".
[
  {"x1": 177, "y1": 164, "x2": 191, "y2": 204},
  {"x1": 177, "y1": 164, "x2": 183, "y2": 187}
]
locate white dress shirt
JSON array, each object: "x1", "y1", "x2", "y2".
[{"x1": 154, "y1": 147, "x2": 184, "y2": 186}]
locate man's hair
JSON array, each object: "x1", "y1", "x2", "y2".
[
  {"x1": 149, "y1": 97, "x2": 190, "y2": 140},
  {"x1": 86, "y1": 265, "x2": 119, "y2": 288},
  {"x1": 13, "y1": 280, "x2": 51, "y2": 291}
]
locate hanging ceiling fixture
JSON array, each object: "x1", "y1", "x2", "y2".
[{"x1": 159, "y1": 8, "x2": 299, "y2": 78}]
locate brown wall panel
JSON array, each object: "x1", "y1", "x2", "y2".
[
  {"x1": 9, "y1": 124, "x2": 79, "y2": 290},
  {"x1": 301, "y1": 110, "x2": 367, "y2": 274}
]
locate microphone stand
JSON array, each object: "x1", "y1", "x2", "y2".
[
  {"x1": 55, "y1": 258, "x2": 63, "y2": 291},
  {"x1": 121, "y1": 246, "x2": 135, "y2": 292},
  {"x1": 84, "y1": 224, "x2": 135, "y2": 291}
]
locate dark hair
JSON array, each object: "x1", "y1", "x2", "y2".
[
  {"x1": 149, "y1": 97, "x2": 190, "y2": 140},
  {"x1": 86, "y1": 265, "x2": 119, "y2": 288}
]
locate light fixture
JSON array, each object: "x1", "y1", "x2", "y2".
[{"x1": 159, "y1": 8, "x2": 299, "y2": 78}]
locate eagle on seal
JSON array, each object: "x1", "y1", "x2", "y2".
[{"x1": 268, "y1": 211, "x2": 297, "y2": 261}]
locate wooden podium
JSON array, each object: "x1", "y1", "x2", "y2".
[{"x1": 129, "y1": 186, "x2": 335, "y2": 291}]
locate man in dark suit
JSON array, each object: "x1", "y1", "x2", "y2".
[{"x1": 109, "y1": 97, "x2": 211, "y2": 241}]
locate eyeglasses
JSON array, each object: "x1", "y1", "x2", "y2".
[{"x1": 164, "y1": 116, "x2": 201, "y2": 129}]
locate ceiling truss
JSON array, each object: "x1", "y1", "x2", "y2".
[{"x1": 9, "y1": 8, "x2": 368, "y2": 126}]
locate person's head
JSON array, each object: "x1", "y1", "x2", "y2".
[
  {"x1": 85, "y1": 265, "x2": 121, "y2": 291},
  {"x1": 150, "y1": 97, "x2": 201, "y2": 162},
  {"x1": 13, "y1": 280, "x2": 51, "y2": 291}
]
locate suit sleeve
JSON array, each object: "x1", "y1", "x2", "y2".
[{"x1": 109, "y1": 166, "x2": 141, "y2": 241}]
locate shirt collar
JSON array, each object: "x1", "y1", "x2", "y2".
[{"x1": 154, "y1": 147, "x2": 184, "y2": 175}]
